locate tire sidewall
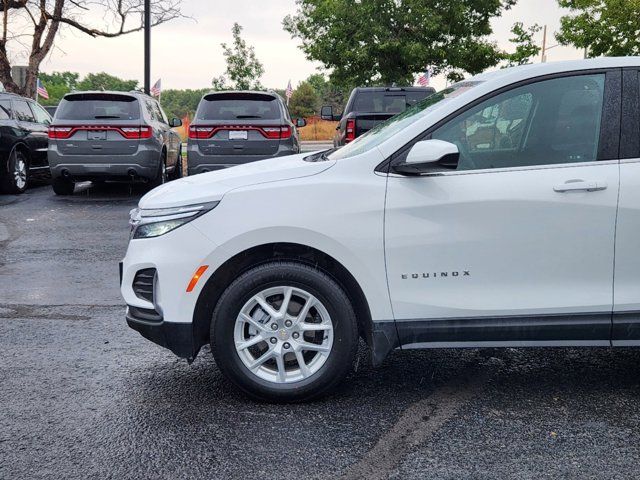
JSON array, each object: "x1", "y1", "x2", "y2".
[{"x1": 211, "y1": 262, "x2": 357, "y2": 401}]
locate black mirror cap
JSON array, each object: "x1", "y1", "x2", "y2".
[
  {"x1": 392, "y1": 152, "x2": 460, "y2": 175},
  {"x1": 296, "y1": 118, "x2": 307, "y2": 128},
  {"x1": 320, "y1": 105, "x2": 333, "y2": 121},
  {"x1": 170, "y1": 118, "x2": 182, "y2": 128}
]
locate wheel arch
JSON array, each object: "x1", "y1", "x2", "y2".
[{"x1": 192, "y1": 242, "x2": 375, "y2": 357}]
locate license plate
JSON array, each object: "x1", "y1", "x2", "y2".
[
  {"x1": 88, "y1": 130, "x2": 107, "y2": 140},
  {"x1": 229, "y1": 130, "x2": 248, "y2": 140}
]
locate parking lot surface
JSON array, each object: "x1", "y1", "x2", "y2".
[{"x1": 2, "y1": 183, "x2": 640, "y2": 479}]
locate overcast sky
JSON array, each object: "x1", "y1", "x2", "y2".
[{"x1": 34, "y1": 0, "x2": 583, "y2": 91}]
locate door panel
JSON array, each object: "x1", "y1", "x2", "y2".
[{"x1": 384, "y1": 71, "x2": 620, "y2": 345}]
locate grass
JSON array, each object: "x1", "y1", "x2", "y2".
[{"x1": 299, "y1": 119, "x2": 338, "y2": 141}]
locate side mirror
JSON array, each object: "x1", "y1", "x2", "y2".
[
  {"x1": 392, "y1": 139, "x2": 459, "y2": 175},
  {"x1": 296, "y1": 118, "x2": 307, "y2": 128},
  {"x1": 170, "y1": 118, "x2": 182, "y2": 128},
  {"x1": 320, "y1": 105, "x2": 333, "y2": 121}
]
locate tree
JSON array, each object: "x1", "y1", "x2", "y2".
[
  {"x1": 0, "y1": 1, "x2": 182, "y2": 98},
  {"x1": 556, "y1": 0, "x2": 640, "y2": 57},
  {"x1": 283, "y1": 0, "x2": 516, "y2": 87},
  {"x1": 38, "y1": 71, "x2": 79, "y2": 104},
  {"x1": 305, "y1": 73, "x2": 347, "y2": 111},
  {"x1": 503, "y1": 22, "x2": 542, "y2": 67},
  {"x1": 160, "y1": 88, "x2": 209, "y2": 119},
  {"x1": 288, "y1": 81, "x2": 319, "y2": 118},
  {"x1": 76, "y1": 72, "x2": 138, "y2": 92},
  {"x1": 212, "y1": 23, "x2": 264, "y2": 91}
]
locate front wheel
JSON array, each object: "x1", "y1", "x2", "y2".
[
  {"x1": 211, "y1": 262, "x2": 358, "y2": 402},
  {"x1": 0, "y1": 149, "x2": 29, "y2": 194}
]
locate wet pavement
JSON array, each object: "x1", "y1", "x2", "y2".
[{"x1": 1, "y1": 183, "x2": 639, "y2": 479}]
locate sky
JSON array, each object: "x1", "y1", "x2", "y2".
[{"x1": 29, "y1": 0, "x2": 584, "y2": 92}]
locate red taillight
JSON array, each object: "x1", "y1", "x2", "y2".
[
  {"x1": 189, "y1": 125, "x2": 292, "y2": 140},
  {"x1": 189, "y1": 126, "x2": 215, "y2": 139},
  {"x1": 48, "y1": 126, "x2": 73, "y2": 139},
  {"x1": 48, "y1": 125, "x2": 151, "y2": 140},
  {"x1": 345, "y1": 119, "x2": 356, "y2": 143}
]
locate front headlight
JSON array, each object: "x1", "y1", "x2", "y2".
[{"x1": 129, "y1": 201, "x2": 219, "y2": 239}]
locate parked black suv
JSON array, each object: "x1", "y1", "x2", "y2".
[
  {"x1": 187, "y1": 91, "x2": 305, "y2": 174},
  {"x1": 48, "y1": 91, "x2": 182, "y2": 195},
  {"x1": 321, "y1": 86, "x2": 435, "y2": 146},
  {"x1": 0, "y1": 92, "x2": 51, "y2": 194}
]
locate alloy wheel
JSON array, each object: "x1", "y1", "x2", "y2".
[{"x1": 234, "y1": 286, "x2": 334, "y2": 384}]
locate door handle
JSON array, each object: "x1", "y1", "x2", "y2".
[{"x1": 553, "y1": 180, "x2": 608, "y2": 193}]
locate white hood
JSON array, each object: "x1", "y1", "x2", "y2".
[{"x1": 139, "y1": 152, "x2": 335, "y2": 209}]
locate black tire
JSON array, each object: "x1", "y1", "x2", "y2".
[
  {"x1": 147, "y1": 154, "x2": 166, "y2": 190},
  {"x1": 52, "y1": 177, "x2": 75, "y2": 196},
  {"x1": 0, "y1": 149, "x2": 29, "y2": 194},
  {"x1": 211, "y1": 261, "x2": 358, "y2": 402},
  {"x1": 168, "y1": 147, "x2": 183, "y2": 181}
]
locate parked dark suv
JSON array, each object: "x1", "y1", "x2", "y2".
[
  {"x1": 187, "y1": 91, "x2": 305, "y2": 174},
  {"x1": 0, "y1": 92, "x2": 51, "y2": 194},
  {"x1": 48, "y1": 91, "x2": 182, "y2": 195}
]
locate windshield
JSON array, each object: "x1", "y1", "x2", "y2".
[{"x1": 328, "y1": 82, "x2": 481, "y2": 161}]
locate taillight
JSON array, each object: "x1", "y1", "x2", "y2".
[
  {"x1": 48, "y1": 126, "x2": 73, "y2": 139},
  {"x1": 262, "y1": 126, "x2": 291, "y2": 139},
  {"x1": 345, "y1": 119, "x2": 356, "y2": 143},
  {"x1": 121, "y1": 126, "x2": 152, "y2": 139},
  {"x1": 189, "y1": 126, "x2": 215, "y2": 139}
]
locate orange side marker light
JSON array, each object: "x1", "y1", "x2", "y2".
[{"x1": 186, "y1": 265, "x2": 209, "y2": 292}]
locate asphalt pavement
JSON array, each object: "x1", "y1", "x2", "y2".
[{"x1": 1, "y1": 182, "x2": 640, "y2": 480}]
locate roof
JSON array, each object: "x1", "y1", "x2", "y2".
[
  {"x1": 0, "y1": 91, "x2": 33, "y2": 100},
  {"x1": 353, "y1": 86, "x2": 436, "y2": 92}
]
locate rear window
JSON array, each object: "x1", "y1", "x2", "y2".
[
  {"x1": 196, "y1": 93, "x2": 281, "y2": 121},
  {"x1": 56, "y1": 93, "x2": 140, "y2": 121},
  {"x1": 353, "y1": 90, "x2": 434, "y2": 114}
]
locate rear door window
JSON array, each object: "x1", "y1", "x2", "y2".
[
  {"x1": 56, "y1": 94, "x2": 140, "y2": 121},
  {"x1": 31, "y1": 102, "x2": 52, "y2": 125},
  {"x1": 13, "y1": 100, "x2": 36, "y2": 122},
  {"x1": 197, "y1": 93, "x2": 281, "y2": 121},
  {"x1": 0, "y1": 99, "x2": 12, "y2": 120}
]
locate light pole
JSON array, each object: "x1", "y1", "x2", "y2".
[{"x1": 144, "y1": 0, "x2": 151, "y2": 95}]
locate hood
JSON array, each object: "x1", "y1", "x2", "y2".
[{"x1": 139, "y1": 152, "x2": 335, "y2": 209}]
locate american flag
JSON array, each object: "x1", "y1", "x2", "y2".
[
  {"x1": 417, "y1": 68, "x2": 431, "y2": 87},
  {"x1": 285, "y1": 80, "x2": 293, "y2": 99},
  {"x1": 36, "y1": 78, "x2": 49, "y2": 100},
  {"x1": 151, "y1": 78, "x2": 162, "y2": 97}
]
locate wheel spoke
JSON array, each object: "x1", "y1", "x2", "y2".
[
  {"x1": 280, "y1": 287, "x2": 293, "y2": 315},
  {"x1": 255, "y1": 295, "x2": 278, "y2": 318},
  {"x1": 295, "y1": 295, "x2": 316, "y2": 324},
  {"x1": 236, "y1": 334, "x2": 264, "y2": 351},
  {"x1": 300, "y1": 322, "x2": 332, "y2": 332},
  {"x1": 294, "y1": 350, "x2": 311, "y2": 378},
  {"x1": 275, "y1": 353, "x2": 286, "y2": 382},
  {"x1": 239, "y1": 312, "x2": 266, "y2": 332},
  {"x1": 247, "y1": 350, "x2": 273, "y2": 370},
  {"x1": 296, "y1": 341, "x2": 330, "y2": 353}
]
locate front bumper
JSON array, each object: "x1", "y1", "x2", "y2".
[{"x1": 126, "y1": 306, "x2": 195, "y2": 360}]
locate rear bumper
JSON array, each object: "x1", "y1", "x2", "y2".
[
  {"x1": 186, "y1": 143, "x2": 297, "y2": 174},
  {"x1": 48, "y1": 146, "x2": 160, "y2": 181},
  {"x1": 126, "y1": 306, "x2": 196, "y2": 360}
]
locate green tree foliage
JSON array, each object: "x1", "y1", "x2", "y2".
[
  {"x1": 212, "y1": 23, "x2": 265, "y2": 91},
  {"x1": 503, "y1": 22, "x2": 542, "y2": 67},
  {"x1": 77, "y1": 72, "x2": 138, "y2": 92},
  {"x1": 556, "y1": 0, "x2": 640, "y2": 57},
  {"x1": 37, "y1": 71, "x2": 79, "y2": 105},
  {"x1": 305, "y1": 73, "x2": 347, "y2": 112},
  {"x1": 160, "y1": 88, "x2": 210, "y2": 120},
  {"x1": 283, "y1": 0, "x2": 516, "y2": 87},
  {"x1": 288, "y1": 81, "x2": 319, "y2": 118}
]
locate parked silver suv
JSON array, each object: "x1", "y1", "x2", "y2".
[
  {"x1": 48, "y1": 91, "x2": 182, "y2": 195},
  {"x1": 187, "y1": 91, "x2": 305, "y2": 174}
]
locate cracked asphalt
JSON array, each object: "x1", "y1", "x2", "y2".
[{"x1": 2, "y1": 183, "x2": 640, "y2": 479}]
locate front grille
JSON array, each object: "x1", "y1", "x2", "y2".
[{"x1": 132, "y1": 268, "x2": 156, "y2": 302}]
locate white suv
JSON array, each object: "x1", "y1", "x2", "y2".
[{"x1": 121, "y1": 58, "x2": 640, "y2": 402}]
